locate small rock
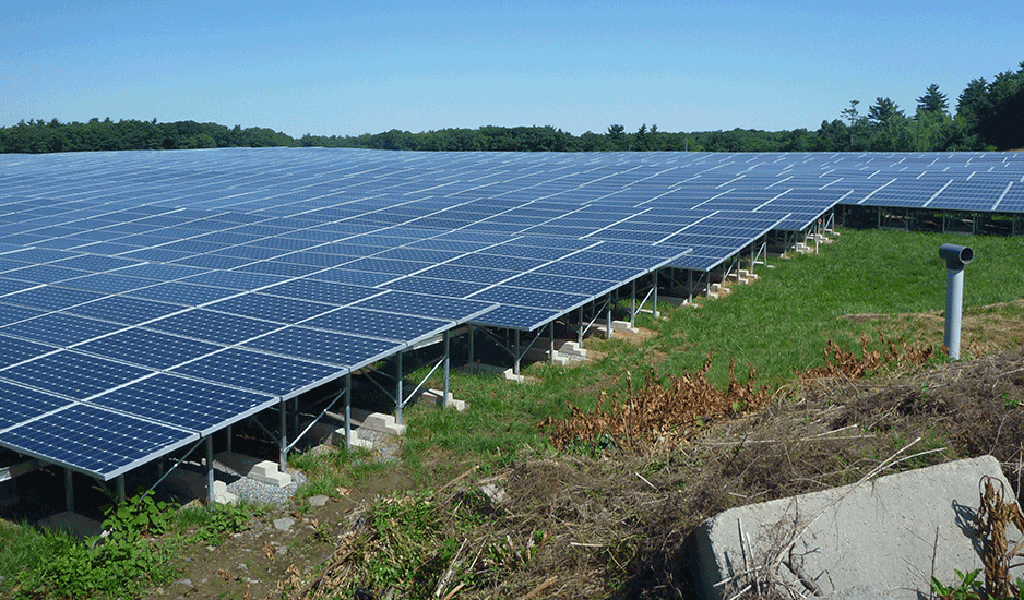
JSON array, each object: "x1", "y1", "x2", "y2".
[
  {"x1": 273, "y1": 517, "x2": 296, "y2": 532},
  {"x1": 206, "y1": 545, "x2": 215, "y2": 551},
  {"x1": 276, "y1": 545, "x2": 289, "y2": 556},
  {"x1": 237, "y1": 562, "x2": 248, "y2": 570},
  {"x1": 481, "y1": 483, "x2": 509, "y2": 505},
  {"x1": 308, "y1": 494, "x2": 329, "y2": 507},
  {"x1": 247, "y1": 578, "x2": 260, "y2": 585},
  {"x1": 175, "y1": 578, "x2": 192, "y2": 587}
]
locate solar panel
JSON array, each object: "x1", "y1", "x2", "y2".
[{"x1": 2, "y1": 147, "x2": 1021, "y2": 481}]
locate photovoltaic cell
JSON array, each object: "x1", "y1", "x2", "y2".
[
  {"x1": 0, "y1": 312, "x2": 122, "y2": 347},
  {"x1": 89, "y1": 373, "x2": 273, "y2": 435},
  {"x1": 64, "y1": 295, "x2": 184, "y2": 325},
  {"x1": 77, "y1": 328, "x2": 222, "y2": 370},
  {"x1": 1, "y1": 403, "x2": 195, "y2": 479},
  {"x1": 0, "y1": 334, "x2": 55, "y2": 368},
  {"x1": 0, "y1": 380, "x2": 75, "y2": 431},
  {"x1": 306, "y1": 307, "x2": 448, "y2": 341},
  {"x1": 147, "y1": 309, "x2": 281, "y2": 344},
  {"x1": 0, "y1": 351, "x2": 150, "y2": 399},
  {"x1": 170, "y1": 348, "x2": 340, "y2": 396},
  {"x1": 243, "y1": 327, "x2": 399, "y2": 367}
]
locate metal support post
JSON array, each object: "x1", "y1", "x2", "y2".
[
  {"x1": 116, "y1": 474, "x2": 126, "y2": 505},
  {"x1": 652, "y1": 270, "x2": 659, "y2": 316},
  {"x1": 225, "y1": 424, "x2": 232, "y2": 453},
  {"x1": 514, "y1": 329, "x2": 521, "y2": 377},
  {"x1": 548, "y1": 321, "x2": 554, "y2": 363},
  {"x1": 442, "y1": 330, "x2": 450, "y2": 408},
  {"x1": 344, "y1": 372, "x2": 352, "y2": 448},
  {"x1": 64, "y1": 468, "x2": 74, "y2": 512},
  {"x1": 688, "y1": 270, "x2": 693, "y2": 303},
  {"x1": 630, "y1": 280, "x2": 636, "y2": 327},
  {"x1": 605, "y1": 293, "x2": 612, "y2": 339},
  {"x1": 205, "y1": 436, "x2": 214, "y2": 505},
  {"x1": 578, "y1": 306, "x2": 584, "y2": 345},
  {"x1": 395, "y1": 351, "x2": 404, "y2": 424},
  {"x1": 467, "y1": 324, "x2": 475, "y2": 365},
  {"x1": 292, "y1": 397, "x2": 300, "y2": 440},
  {"x1": 278, "y1": 400, "x2": 288, "y2": 471}
]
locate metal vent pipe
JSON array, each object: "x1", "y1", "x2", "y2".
[{"x1": 938, "y1": 243, "x2": 974, "y2": 359}]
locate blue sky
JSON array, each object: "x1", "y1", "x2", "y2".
[{"x1": 2, "y1": 0, "x2": 1022, "y2": 137}]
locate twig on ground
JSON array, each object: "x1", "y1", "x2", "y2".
[{"x1": 520, "y1": 576, "x2": 557, "y2": 600}]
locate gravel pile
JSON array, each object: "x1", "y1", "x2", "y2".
[{"x1": 219, "y1": 468, "x2": 307, "y2": 505}]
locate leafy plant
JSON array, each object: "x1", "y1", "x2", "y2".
[{"x1": 102, "y1": 490, "x2": 176, "y2": 540}]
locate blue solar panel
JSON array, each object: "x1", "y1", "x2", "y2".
[
  {"x1": 78, "y1": 329, "x2": 222, "y2": 370},
  {"x1": 1, "y1": 351, "x2": 150, "y2": 399},
  {"x1": 3, "y1": 147, "x2": 1021, "y2": 480},
  {"x1": 4, "y1": 264, "x2": 89, "y2": 284},
  {"x1": 1, "y1": 403, "x2": 195, "y2": 479},
  {"x1": 126, "y1": 282, "x2": 240, "y2": 306},
  {"x1": 470, "y1": 286, "x2": 589, "y2": 312},
  {"x1": 0, "y1": 334, "x2": 55, "y2": 368},
  {"x1": 0, "y1": 312, "x2": 122, "y2": 346},
  {"x1": 352, "y1": 290, "x2": 496, "y2": 321},
  {"x1": 0, "y1": 277, "x2": 36, "y2": 296},
  {"x1": 147, "y1": 309, "x2": 281, "y2": 344},
  {"x1": 307, "y1": 307, "x2": 448, "y2": 341},
  {"x1": 263, "y1": 278, "x2": 381, "y2": 306},
  {"x1": 170, "y1": 348, "x2": 340, "y2": 396},
  {"x1": 207, "y1": 293, "x2": 336, "y2": 323},
  {"x1": 89, "y1": 373, "x2": 273, "y2": 435},
  {"x1": 0, "y1": 380, "x2": 75, "y2": 430},
  {"x1": 63, "y1": 295, "x2": 183, "y2": 325},
  {"x1": 472, "y1": 305, "x2": 559, "y2": 331},
  {"x1": 244, "y1": 327, "x2": 399, "y2": 367},
  {"x1": 3, "y1": 285, "x2": 105, "y2": 311}
]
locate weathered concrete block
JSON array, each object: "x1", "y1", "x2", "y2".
[
  {"x1": 691, "y1": 455, "x2": 1021, "y2": 600},
  {"x1": 216, "y1": 452, "x2": 291, "y2": 488}
]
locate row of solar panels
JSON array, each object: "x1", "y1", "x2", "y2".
[{"x1": 0, "y1": 148, "x2": 1019, "y2": 482}]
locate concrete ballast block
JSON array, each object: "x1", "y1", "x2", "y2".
[{"x1": 690, "y1": 455, "x2": 1022, "y2": 600}]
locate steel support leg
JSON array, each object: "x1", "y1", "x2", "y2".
[
  {"x1": 205, "y1": 436, "x2": 214, "y2": 505},
  {"x1": 64, "y1": 468, "x2": 74, "y2": 512},
  {"x1": 395, "y1": 351, "x2": 404, "y2": 424},
  {"x1": 548, "y1": 321, "x2": 554, "y2": 364},
  {"x1": 442, "y1": 330, "x2": 450, "y2": 408},
  {"x1": 278, "y1": 400, "x2": 288, "y2": 471},
  {"x1": 116, "y1": 474, "x2": 126, "y2": 505},
  {"x1": 225, "y1": 424, "x2": 232, "y2": 453},
  {"x1": 468, "y1": 324, "x2": 475, "y2": 365},
  {"x1": 605, "y1": 293, "x2": 612, "y2": 339},
  {"x1": 514, "y1": 329, "x2": 521, "y2": 377},
  {"x1": 578, "y1": 306, "x2": 584, "y2": 345},
  {"x1": 652, "y1": 270, "x2": 659, "y2": 316},
  {"x1": 630, "y1": 280, "x2": 636, "y2": 327},
  {"x1": 344, "y1": 372, "x2": 352, "y2": 448}
]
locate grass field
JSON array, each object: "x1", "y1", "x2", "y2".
[
  {"x1": 399, "y1": 228, "x2": 1024, "y2": 477},
  {"x1": 1, "y1": 227, "x2": 1022, "y2": 599}
]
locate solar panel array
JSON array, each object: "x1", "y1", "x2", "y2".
[{"x1": 1, "y1": 148, "x2": 1021, "y2": 480}]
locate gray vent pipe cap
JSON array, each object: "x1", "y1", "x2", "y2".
[{"x1": 939, "y1": 243, "x2": 974, "y2": 270}]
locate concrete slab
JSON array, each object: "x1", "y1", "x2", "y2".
[
  {"x1": 216, "y1": 452, "x2": 291, "y2": 488},
  {"x1": 690, "y1": 455, "x2": 1021, "y2": 599},
  {"x1": 37, "y1": 512, "x2": 103, "y2": 539}
]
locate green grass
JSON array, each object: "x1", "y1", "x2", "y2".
[{"x1": 400, "y1": 228, "x2": 1024, "y2": 468}]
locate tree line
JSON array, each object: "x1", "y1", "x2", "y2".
[
  {"x1": 2, "y1": 60, "x2": 1020, "y2": 154},
  {"x1": 0, "y1": 118, "x2": 297, "y2": 154}
]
